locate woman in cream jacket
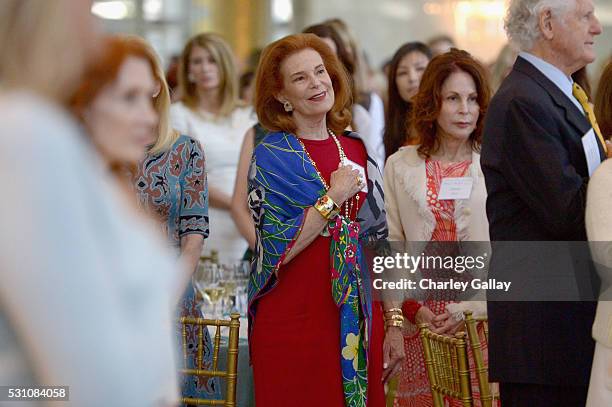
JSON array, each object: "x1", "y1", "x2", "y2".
[
  {"x1": 384, "y1": 145, "x2": 490, "y2": 328},
  {"x1": 385, "y1": 144, "x2": 489, "y2": 243},
  {"x1": 383, "y1": 49, "x2": 491, "y2": 406},
  {"x1": 384, "y1": 50, "x2": 491, "y2": 330}
]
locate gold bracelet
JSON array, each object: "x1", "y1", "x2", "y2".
[
  {"x1": 385, "y1": 320, "x2": 404, "y2": 329},
  {"x1": 384, "y1": 314, "x2": 404, "y2": 322},
  {"x1": 384, "y1": 308, "x2": 402, "y2": 315},
  {"x1": 314, "y1": 194, "x2": 340, "y2": 220}
]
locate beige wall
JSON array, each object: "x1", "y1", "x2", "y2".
[
  {"x1": 99, "y1": 0, "x2": 612, "y2": 76},
  {"x1": 191, "y1": 0, "x2": 269, "y2": 69},
  {"x1": 294, "y1": 0, "x2": 612, "y2": 69}
]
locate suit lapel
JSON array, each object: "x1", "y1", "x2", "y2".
[
  {"x1": 514, "y1": 57, "x2": 606, "y2": 160},
  {"x1": 514, "y1": 57, "x2": 590, "y2": 134}
]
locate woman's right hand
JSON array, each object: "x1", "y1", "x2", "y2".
[
  {"x1": 415, "y1": 306, "x2": 436, "y2": 326},
  {"x1": 327, "y1": 164, "x2": 362, "y2": 205},
  {"x1": 431, "y1": 312, "x2": 465, "y2": 335}
]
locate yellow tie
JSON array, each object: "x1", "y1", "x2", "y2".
[{"x1": 573, "y1": 82, "x2": 608, "y2": 154}]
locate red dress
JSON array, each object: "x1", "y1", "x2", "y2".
[{"x1": 250, "y1": 134, "x2": 385, "y2": 406}]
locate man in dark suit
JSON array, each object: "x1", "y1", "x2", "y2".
[{"x1": 481, "y1": 0, "x2": 608, "y2": 405}]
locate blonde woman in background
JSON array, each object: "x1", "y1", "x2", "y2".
[
  {"x1": 0, "y1": 2, "x2": 179, "y2": 406},
  {"x1": 171, "y1": 33, "x2": 256, "y2": 263}
]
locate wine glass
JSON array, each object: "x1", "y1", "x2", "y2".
[
  {"x1": 219, "y1": 264, "x2": 238, "y2": 316},
  {"x1": 233, "y1": 260, "x2": 250, "y2": 316},
  {"x1": 193, "y1": 261, "x2": 223, "y2": 318}
]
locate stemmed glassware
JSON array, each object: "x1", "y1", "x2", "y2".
[
  {"x1": 194, "y1": 259, "x2": 251, "y2": 318},
  {"x1": 193, "y1": 261, "x2": 223, "y2": 318},
  {"x1": 233, "y1": 260, "x2": 250, "y2": 317},
  {"x1": 219, "y1": 264, "x2": 237, "y2": 316}
]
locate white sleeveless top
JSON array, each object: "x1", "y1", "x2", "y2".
[{"x1": 170, "y1": 102, "x2": 256, "y2": 262}]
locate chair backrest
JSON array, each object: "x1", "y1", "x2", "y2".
[
  {"x1": 419, "y1": 323, "x2": 473, "y2": 407},
  {"x1": 179, "y1": 312, "x2": 240, "y2": 406},
  {"x1": 464, "y1": 311, "x2": 494, "y2": 407},
  {"x1": 472, "y1": 313, "x2": 489, "y2": 343}
]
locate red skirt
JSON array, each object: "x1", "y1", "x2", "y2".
[{"x1": 250, "y1": 235, "x2": 385, "y2": 406}]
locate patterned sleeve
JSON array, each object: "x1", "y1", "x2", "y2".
[{"x1": 179, "y1": 137, "x2": 209, "y2": 238}]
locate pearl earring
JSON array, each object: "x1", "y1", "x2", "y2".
[{"x1": 283, "y1": 100, "x2": 293, "y2": 112}]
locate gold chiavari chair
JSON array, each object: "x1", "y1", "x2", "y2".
[
  {"x1": 179, "y1": 312, "x2": 240, "y2": 406},
  {"x1": 463, "y1": 311, "x2": 493, "y2": 407},
  {"x1": 464, "y1": 311, "x2": 500, "y2": 405},
  {"x1": 419, "y1": 323, "x2": 473, "y2": 407},
  {"x1": 472, "y1": 313, "x2": 488, "y2": 343}
]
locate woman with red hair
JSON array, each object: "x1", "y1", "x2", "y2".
[
  {"x1": 71, "y1": 35, "x2": 160, "y2": 188},
  {"x1": 70, "y1": 35, "x2": 191, "y2": 406},
  {"x1": 384, "y1": 49, "x2": 495, "y2": 406},
  {"x1": 247, "y1": 33, "x2": 403, "y2": 406},
  {"x1": 73, "y1": 35, "x2": 221, "y2": 405}
]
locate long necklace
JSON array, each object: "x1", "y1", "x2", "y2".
[{"x1": 296, "y1": 129, "x2": 360, "y2": 220}]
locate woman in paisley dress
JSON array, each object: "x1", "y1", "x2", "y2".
[
  {"x1": 247, "y1": 33, "x2": 405, "y2": 406},
  {"x1": 128, "y1": 39, "x2": 222, "y2": 404}
]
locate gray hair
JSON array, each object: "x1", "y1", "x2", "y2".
[{"x1": 504, "y1": 0, "x2": 574, "y2": 51}]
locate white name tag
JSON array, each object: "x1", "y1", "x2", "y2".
[
  {"x1": 582, "y1": 128, "x2": 602, "y2": 177},
  {"x1": 344, "y1": 158, "x2": 368, "y2": 193},
  {"x1": 438, "y1": 177, "x2": 473, "y2": 200}
]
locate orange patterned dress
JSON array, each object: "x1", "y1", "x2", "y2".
[{"x1": 394, "y1": 159, "x2": 496, "y2": 407}]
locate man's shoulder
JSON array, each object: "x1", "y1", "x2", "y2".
[
  {"x1": 487, "y1": 70, "x2": 556, "y2": 125},
  {"x1": 496, "y1": 70, "x2": 550, "y2": 105}
]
